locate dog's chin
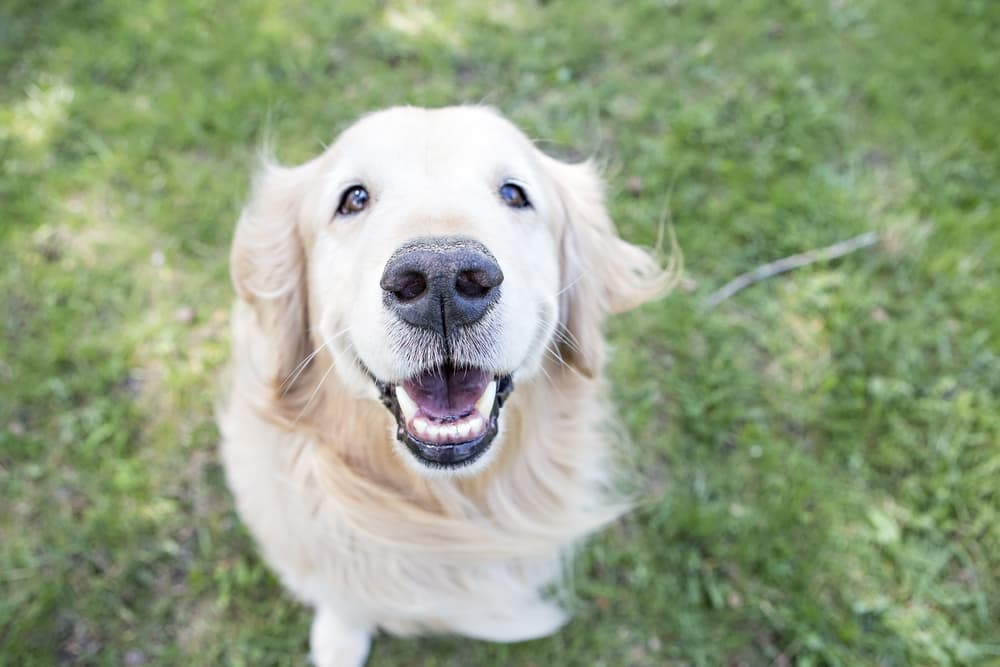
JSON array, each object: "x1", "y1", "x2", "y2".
[{"x1": 373, "y1": 365, "x2": 514, "y2": 473}]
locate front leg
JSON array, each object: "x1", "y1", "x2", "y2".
[{"x1": 310, "y1": 606, "x2": 372, "y2": 667}]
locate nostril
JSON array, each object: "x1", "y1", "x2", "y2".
[
  {"x1": 455, "y1": 262, "x2": 504, "y2": 298},
  {"x1": 385, "y1": 270, "x2": 427, "y2": 302},
  {"x1": 455, "y1": 270, "x2": 491, "y2": 299}
]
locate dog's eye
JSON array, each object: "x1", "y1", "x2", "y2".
[
  {"x1": 337, "y1": 185, "x2": 369, "y2": 216},
  {"x1": 499, "y1": 182, "x2": 531, "y2": 209}
]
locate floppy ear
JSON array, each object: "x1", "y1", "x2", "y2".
[
  {"x1": 548, "y1": 158, "x2": 676, "y2": 377},
  {"x1": 230, "y1": 158, "x2": 320, "y2": 420}
]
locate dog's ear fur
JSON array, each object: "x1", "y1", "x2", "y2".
[
  {"x1": 230, "y1": 158, "x2": 321, "y2": 423},
  {"x1": 547, "y1": 158, "x2": 675, "y2": 377}
]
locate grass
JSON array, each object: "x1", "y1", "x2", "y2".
[{"x1": 1, "y1": 0, "x2": 998, "y2": 664}]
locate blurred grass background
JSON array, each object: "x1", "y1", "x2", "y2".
[{"x1": 1, "y1": 0, "x2": 998, "y2": 665}]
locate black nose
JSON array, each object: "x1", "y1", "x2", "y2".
[{"x1": 380, "y1": 236, "x2": 504, "y2": 336}]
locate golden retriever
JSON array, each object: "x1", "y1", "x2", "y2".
[{"x1": 219, "y1": 106, "x2": 671, "y2": 666}]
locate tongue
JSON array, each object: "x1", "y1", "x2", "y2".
[{"x1": 402, "y1": 366, "x2": 491, "y2": 420}]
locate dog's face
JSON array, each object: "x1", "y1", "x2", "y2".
[
  {"x1": 232, "y1": 107, "x2": 668, "y2": 476},
  {"x1": 308, "y1": 109, "x2": 563, "y2": 472}
]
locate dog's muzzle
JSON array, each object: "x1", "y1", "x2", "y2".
[{"x1": 375, "y1": 236, "x2": 512, "y2": 469}]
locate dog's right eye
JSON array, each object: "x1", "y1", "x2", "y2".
[{"x1": 337, "y1": 185, "x2": 369, "y2": 216}]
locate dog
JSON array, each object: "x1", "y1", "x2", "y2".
[{"x1": 219, "y1": 106, "x2": 671, "y2": 666}]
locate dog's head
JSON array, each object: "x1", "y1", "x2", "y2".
[{"x1": 232, "y1": 107, "x2": 671, "y2": 475}]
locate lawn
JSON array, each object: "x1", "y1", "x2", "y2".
[{"x1": 2, "y1": 0, "x2": 998, "y2": 665}]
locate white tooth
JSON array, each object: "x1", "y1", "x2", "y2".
[
  {"x1": 446, "y1": 424, "x2": 459, "y2": 440},
  {"x1": 395, "y1": 386, "x2": 419, "y2": 422},
  {"x1": 474, "y1": 380, "x2": 497, "y2": 417},
  {"x1": 469, "y1": 415, "x2": 485, "y2": 436},
  {"x1": 413, "y1": 417, "x2": 429, "y2": 437},
  {"x1": 457, "y1": 422, "x2": 472, "y2": 439},
  {"x1": 427, "y1": 423, "x2": 441, "y2": 440}
]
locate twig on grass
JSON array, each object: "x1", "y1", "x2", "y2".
[{"x1": 703, "y1": 231, "x2": 880, "y2": 310}]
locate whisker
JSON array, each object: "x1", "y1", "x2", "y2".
[
  {"x1": 280, "y1": 344, "x2": 327, "y2": 394},
  {"x1": 546, "y1": 319, "x2": 583, "y2": 357},
  {"x1": 537, "y1": 356, "x2": 557, "y2": 385},
  {"x1": 532, "y1": 311, "x2": 585, "y2": 364},
  {"x1": 543, "y1": 344, "x2": 571, "y2": 372},
  {"x1": 279, "y1": 325, "x2": 353, "y2": 394},
  {"x1": 326, "y1": 324, "x2": 355, "y2": 342},
  {"x1": 539, "y1": 349, "x2": 581, "y2": 402},
  {"x1": 555, "y1": 273, "x2": 585, "y2": 298},
  {"x1": 293, "y1": 356, "x2": 338, "y2": 426}
]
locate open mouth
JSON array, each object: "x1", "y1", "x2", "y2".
[{"x1": 376, "y1": 365, "x2": 513, "y2": 468}]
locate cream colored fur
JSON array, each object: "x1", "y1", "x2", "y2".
[{"x1": 219, "y1": 106, "x2": 673, "y2": 666}]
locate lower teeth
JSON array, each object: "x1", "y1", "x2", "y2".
[{"x1": 410, "y1": 414, "x2": 485, "y2": 443}]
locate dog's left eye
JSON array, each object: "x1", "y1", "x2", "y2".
[
  {"x1": 337, "y1": 185, "x2": 369, "y2": 216},
  {"x1": 499, "y1": 182, "x2": 531, "y2": 209}
]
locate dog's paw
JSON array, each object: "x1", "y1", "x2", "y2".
[{"x1": 310, "y1": 607, "x2": 371, "y2": 667}]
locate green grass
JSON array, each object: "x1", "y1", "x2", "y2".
[{"x1": 2, "y1": 0, "x2": 998, "y2": 665}]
